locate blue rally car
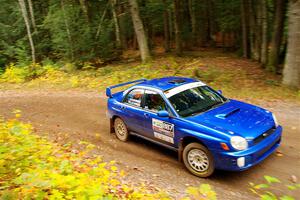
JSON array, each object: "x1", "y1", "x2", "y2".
[{"x1": 106, "y1": 77, "x2": 282, "y2": 177}]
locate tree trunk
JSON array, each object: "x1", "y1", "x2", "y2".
[
  {"x1": 207, "y1": 0, "x2": 216, "y2": 46},
  {"x1": 111, "y1": 0, "x2": 121, "y2": 49},
  {"x1": 256, "y1": 0, "x2": 262, "y2": 61},
  {"x1": 260, "y1": 0, "x2": 268, "y2": 66},
  {"x1": 95, "y1": 2, "x2": 109, "y2": 39},
  {"x1": 282, "y1": 0, "x2": 300, "y2": 88},
  {"x1": 200, "y1": 2, "x2": 208, "y2": 46},
  {"x1": 188, "y1": 0, "x2": 197, "y2": 45},
  {"x1": 163, "y1": 0, "x2": 170, "y2": 52},
  {"x1": 128, "y1": 0, "x2": 151, "y2": 62},
  {"x1": 241, "y1": 0, "x2": 251, "y2": 58},
  {"x1": 204, "y1": 0, "x2": 210, "y2": 46},
  {"x1": 132, "y1": 33, "x2": 138, "y2": 50},
  {"x1": 79, "y1": 0, "x2": 89, "y2": 23},
  {"x1": 267, "y1": 0, "x2": 286, "y2": 73},
  {"x1": 61, "y1": 0, "x2": 74, "y2": 60},
  {"x1": 174, "y1": 0, "x2": 183, "y2": 55},
  {"x1": 249, "y1": 0, "x2": 260, "y2": 60},
  {"x1": 26, "y1": 0, "x2": 36, "y2": 32},
  {"x1": 249, "y1": 0, "x2": 255, "y2": 59},
  {"x1": 168, "y1": 9, "x2": 173, "y2": 44},
  {"x1": 18, "y1": 0, "x2": 36, "y2": 63},
  {"x1": 119, "y1": 3, "x2": 128, "y2": 49}
]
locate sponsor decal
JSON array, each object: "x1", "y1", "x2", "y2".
[
  {"x1": 152, "y1": 118, "x2": 174, "y2": 143},
  {"x1": 154, "y1": 132, "x2": 174, "y2": 144}
]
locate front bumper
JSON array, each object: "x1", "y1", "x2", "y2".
[{"x1": 213, "y1": 126, "x2": 282, "y2": 171}]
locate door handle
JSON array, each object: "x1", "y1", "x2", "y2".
[
  {"x1": 120, "y1": 106, "x2": 125, "y2": 110},
  {"x1": 144, "y1": 113, "x2": 149, "y2": 118}
]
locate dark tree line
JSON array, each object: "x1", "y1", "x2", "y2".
[{"x1": 0, "y1": 0, "x2": 299, "y2": 87}]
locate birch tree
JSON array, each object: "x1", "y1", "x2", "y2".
[
  {"x1": 61, "y1": 0, "x2": 74, "y2": 60},
  {"x1": 27, "y1": 0, "x2": 36, "y2": 32},
  {"x1": 95, "y1": 2, "x2": 109, "y2": 39},
  {"x1": 111, "y1": 0, "x2": 121, "y2": 49},
  {"x1": 18, "y1": 0, "x2": 36, "y2": 63}
]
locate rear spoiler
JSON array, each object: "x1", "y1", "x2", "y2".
[{"x1": 106, "y1": 78, "x2": 147, "y2": 97}]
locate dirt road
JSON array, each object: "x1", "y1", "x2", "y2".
[{"x1": 1, "y1": 90, "x2": 299, "y2": 199}]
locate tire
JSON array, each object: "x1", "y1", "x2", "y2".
[
  {"x1": 114, "y1": 117, "x2": 129, "y2": 142},
  {"x1": 182, "y1": 142, "x2": 215, "y2": 178}
]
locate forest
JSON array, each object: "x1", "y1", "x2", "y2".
[
  {"x1": 0, "y1": 0, "x2": 299, "y2": 88},
  {"x1": 1, "y1": 1, "x2": 300, "y2": 199}
]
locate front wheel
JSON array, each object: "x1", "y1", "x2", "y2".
[
  {"x1": 114, "y1": 117, "x2": 129, "y2": 142},
  {"x1": 183, "y1": 143, "x2": 215, "y2": 178}
]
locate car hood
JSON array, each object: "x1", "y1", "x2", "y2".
[{"x1": 186, "y1": 100, "x2": 275, "y2": 139}]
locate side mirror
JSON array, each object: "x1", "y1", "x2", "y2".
[
  {"x1": 157, "y1": 110, "x2": 169, "y2": 117},
  {"x1": 217, "y1": 90, "x2": 222, "y2": 95}
]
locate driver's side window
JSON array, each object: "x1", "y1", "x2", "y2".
[
  {"x1": 124, "y1": 89, "x2": 144, "y2": 107},
  {"x1": 144, "y1": 90, "x2": 167, "y2": 112}
]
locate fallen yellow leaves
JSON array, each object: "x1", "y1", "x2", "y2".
[
  {"x1": 0, "y1": 113, "x2": 170, "y2": 199},
  {"x1": 0, "y1": 111, "x2": 221, "y2": 200}
]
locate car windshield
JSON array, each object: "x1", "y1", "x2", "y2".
[{"x1": 166, "y1": 86, "x2": 227, "y2": 117}]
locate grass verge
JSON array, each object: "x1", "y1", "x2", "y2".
[{"x1": 0, "y1": 52, "x2": 299, "y2": 102}]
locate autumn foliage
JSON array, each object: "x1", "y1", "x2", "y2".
[{"x1": 0, "y1": 111, "x2": 171, "y2": 199}]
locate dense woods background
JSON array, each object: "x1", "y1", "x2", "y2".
[
  {"x1": 1, "y1": 2, "x2": 300, "y2": 199},
  {"x1": 0, "y1": 0, "x2": 299, "y2": 88}
]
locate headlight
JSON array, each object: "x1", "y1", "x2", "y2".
[
  {"x1": 272, "y1": 113, "x2": 278, "y2": 127},
  {"x1": 230, "y1": 136, "x2": 248, "y2": 150}
]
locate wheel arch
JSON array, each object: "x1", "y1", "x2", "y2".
[
  {"x1": 110, "y1": 115, "x2": 122, "y2": 133},
  {"x1": 178, "y1": 136, "x2": 209, "y2": 162}
]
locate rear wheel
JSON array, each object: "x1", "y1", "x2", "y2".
[
  {"x1": 114, "y1": 117, "x2": 129, "y2": 142},
  {"x1": 183, "y1": 143, "x2": 214, "y2": 177}
]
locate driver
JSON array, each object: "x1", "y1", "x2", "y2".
[{"x1": 150, "y1": 94, "x2": 166, "y2": 112}]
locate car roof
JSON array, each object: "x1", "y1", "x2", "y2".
[{"x1": 135, "y1": 76, "x2": 199, "y2": 91}]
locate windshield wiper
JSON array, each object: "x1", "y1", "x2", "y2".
[
  {"x1": 188, "y1": 102, "x2": 222, "y2": 117},
  {"x1": 189, "y1": 108, "x2": 207, "y2": 116},
  {"x1": 206, "y1": 102, "x2": 222, "y2": 110}
]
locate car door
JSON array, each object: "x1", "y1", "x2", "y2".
[
  {"x1": 121, "y1": 88, "x2": 146, "y2": 134},
  {"x1": 143, "y1": 90, "x2": 176, "y2": 146}
]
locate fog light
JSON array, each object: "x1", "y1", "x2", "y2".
[{"x1": 237, "y1": 157, "x2": 245, "y2": 167}]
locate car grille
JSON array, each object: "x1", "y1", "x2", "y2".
[{"x1": 253, "y1": 127, "x2": 276, "y2": 144}]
